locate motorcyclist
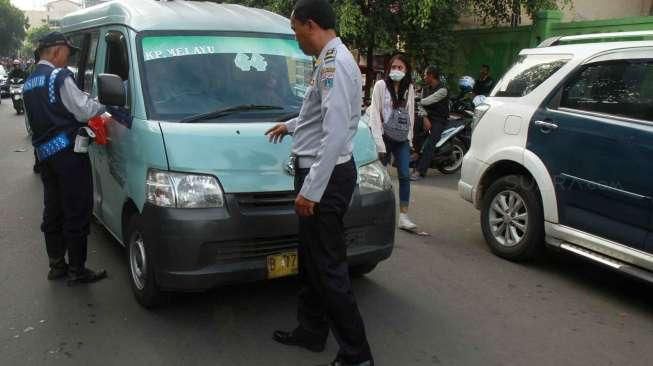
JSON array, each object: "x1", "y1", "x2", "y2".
[
  {"x1": 451, "y1": 76, "x2": 475, "y2": 116},
  {"x1": 8, "y1": 60, "x2": 26, "y2": 81}
]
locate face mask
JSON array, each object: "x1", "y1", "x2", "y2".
[{"x1": 389, "y1": 70, "x2": 405, "y2": 82}]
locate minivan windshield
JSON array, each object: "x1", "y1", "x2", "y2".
[{"x1": 140, "y1": 34, "x2": 313, "y2": 122}]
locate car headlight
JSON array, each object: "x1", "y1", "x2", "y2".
[
  {"x1": 472, "y1": 104, "x2": 490, "y2": 130},
  {"x1": 146, "y1": 169, "x2": 224, "y2": 208},
  {"x1": 358, "y1": 160, "x2": 392, "y2": 193}
]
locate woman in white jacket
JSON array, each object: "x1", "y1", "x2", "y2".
[{"x1": 368, "y1": 53, "x2": 418, "y2": 230}]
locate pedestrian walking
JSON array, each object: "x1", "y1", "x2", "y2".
[
  {"x1": 265, "y1": 0, "x2": 373, "y2": 364},
  {"x1": 411, "y1": 65, "x2": 450, "y2": 181},
  {"x1": 368, "y1": 53, "x2": 418, "y2": 231},
  {"x1": 23, "y1": 32, "x2": 107, "y2": 284}
]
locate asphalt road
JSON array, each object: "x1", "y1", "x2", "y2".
[{"x1": 2, "y1": 98, "x2": 653, "y2": 366}]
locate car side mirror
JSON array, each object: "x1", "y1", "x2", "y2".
[{"x1": 97, "y1": 73, "x2": 125, "y2": 106}]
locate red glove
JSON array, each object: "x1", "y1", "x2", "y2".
[{"x1": 88, "y1": 115, "x2": 109, "y2": 145}]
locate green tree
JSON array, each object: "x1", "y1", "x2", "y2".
[
  {"x1": 210, "y1": 0, "x2": 570, "y2": 94},
  {"x1": 463, "y1": 0, "x2": 571, "y2": 27},
  {"x1": 0, "y1": 0, "x2": 28, "y2": 56},
  {"x1": 26, "y1": 25, "x2": 53, "y2": 49}
]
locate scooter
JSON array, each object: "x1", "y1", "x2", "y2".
[
  {"x1": 9, "y1": 78, "x2": 24, "y2": 115},
  {"x1": 411, "y1": 98, "x2": 468, "y2": 175}
]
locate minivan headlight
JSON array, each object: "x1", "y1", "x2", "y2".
[
  {"x1": 359, "y1": 160, "x2": 392, "y2": 193},
  {"x1": 146, "y1": 169, "x2": 224, "y2": 208}
]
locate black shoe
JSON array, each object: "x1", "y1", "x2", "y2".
[
  {"x1": 67, "y1": 267, "x2": 108, "y2": 286},
  {"x1": 47, "y1": 264, "x2": 69, "y2": 280},
  {"x1": 273, "y1": 329, "x2": 325, "y2": 353}
]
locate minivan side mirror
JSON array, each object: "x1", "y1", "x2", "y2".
[{"x1": 97, "y1": 73, "x2": 125, "y2": 106}]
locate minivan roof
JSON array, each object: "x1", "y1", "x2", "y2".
[{"x1": 60, "y1": 0, "x2": 293, "y2": 35}]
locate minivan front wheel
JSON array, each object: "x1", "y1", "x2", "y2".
[
  {"x1": 481, "y1": 175, "x2": 543, "y2": 261},
  {"x1": 126, "y1": 215, "x2": 162, "y2": 308}
]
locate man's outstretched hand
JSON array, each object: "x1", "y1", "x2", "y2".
[{"x1": 265, "y1": 123, "x2": 289, "y2": 144}]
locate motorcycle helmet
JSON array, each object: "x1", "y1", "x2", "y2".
[
  {"x1": 458, "y1": 76, "x2": 475, "y2": 93},
  {"x1": 13, "y1": 59, "x2": 20, "y2": 66}
]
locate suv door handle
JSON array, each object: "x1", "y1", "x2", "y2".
[{"x1": 534, "y1": 120, "x2": 559, "y2": 131}]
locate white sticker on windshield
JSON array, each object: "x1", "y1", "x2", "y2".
[{"x1": 234, "y1": 53, "x2": 268, "y2": 72}]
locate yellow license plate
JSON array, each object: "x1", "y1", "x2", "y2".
[{"x1": 267, "y1": 251, "x2": 298, "y2": 279}]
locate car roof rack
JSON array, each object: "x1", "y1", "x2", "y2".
[{"x1": 537, "y1": 30, "x2": 653, "y2": 48}]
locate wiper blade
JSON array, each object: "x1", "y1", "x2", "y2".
[
  {"x1": 276, "y1": 112, "x2": 299, "y2": 122},
  {"x1": 179, "y1": 104, "x2": 284, "y2": 123}
]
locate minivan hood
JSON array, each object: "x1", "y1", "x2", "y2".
[{"x1": 159, "y1": 121, "x2": 377, "y2": 193}]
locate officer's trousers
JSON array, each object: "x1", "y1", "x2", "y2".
[
  {"x1": 39, "y1": 149, "x2": 93, "y2": 270},
  {"x1": 294, "y1": 159, "x2": 373, "y2": 364}
]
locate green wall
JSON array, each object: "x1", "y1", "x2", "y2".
[{"x1": 452, "y1": 11, "x2": 653, "y2": 86}]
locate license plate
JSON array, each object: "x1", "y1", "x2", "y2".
[{"x1": 267, "y1": 251, "x2": 298, "y2": 279}]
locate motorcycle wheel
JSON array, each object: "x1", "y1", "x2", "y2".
[{"x1": 437, "y1": 139, "x2": 466, "y2": 175}]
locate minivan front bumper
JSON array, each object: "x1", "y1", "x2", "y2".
[{"x1": 141, "y1": 189, "x2": 395, "y2": 291}]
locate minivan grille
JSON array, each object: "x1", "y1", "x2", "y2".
[
  {"x1": 204, "y1": 235, "x2": 299, "y2": 264},
  {"x1": 236, "y1": 192, "x2": 296, "y2": 209}
]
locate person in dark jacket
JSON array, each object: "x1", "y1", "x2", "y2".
[
  {"x1": 411, "y1": 65, "x2": 449, "y2": 180},
  {"x1": 473, "y1": 64, "x2": 494, "y2": 96}
]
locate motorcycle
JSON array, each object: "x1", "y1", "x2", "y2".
[{"x1": 9, "y1": 78, "x2": 24, "y2": 114}]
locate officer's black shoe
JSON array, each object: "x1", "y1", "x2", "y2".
[
  {"x1": 273, "y1": 329, "x2": 326, "y2": 353},
  {"x1": 67, "y1": 267, "x2": 108, "y2": 286}
]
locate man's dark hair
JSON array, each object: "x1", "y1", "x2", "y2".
[
  {"x1": 481, "y1": 64, "x2": 490, "y2": 71},
  {"x1": 292, "y1": 0, "x2": 336, "y2": 30},
  {"x1": 425, "y1": 65, "x2": 440, "y2": 80}
]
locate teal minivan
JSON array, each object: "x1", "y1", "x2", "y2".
[{"x1": 57, "y1": 0, "x2": 395, "y2": 307}]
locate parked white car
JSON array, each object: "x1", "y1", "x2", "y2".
[{"x1": 460, "y1": 31, "x2": 653, "y2": 283}]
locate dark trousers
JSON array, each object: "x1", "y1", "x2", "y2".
[
  {"x1": 417, "y1": 119, "x2": 446, "y2": 176},
  {"x1": 294, "y1": 159, "x2": 373, "y2": 364},
  {"x1": 39, "y1": 149, "x2": 93, "y2": 270}
]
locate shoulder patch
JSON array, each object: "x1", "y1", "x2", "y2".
[
  {"x1": 324, "y1": 48, "x2": 337, "y2": 64},
  {"x1": 319, "y1": 63, "x2": 336, "y2": 90}
]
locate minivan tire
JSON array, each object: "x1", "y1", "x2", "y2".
[
  {"x1": 126, "y1": 214, "x2": 163, "y2": 308},
  {"x1": 481, "y1": 175, "x2": 544, "y2": 262}
]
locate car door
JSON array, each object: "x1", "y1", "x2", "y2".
[
  {"x1": 528, "y1": 48, "x2": 653, "y2": 252},
  {"x1": 91, "y1": 26, "x2": 134, "y2": 237}
]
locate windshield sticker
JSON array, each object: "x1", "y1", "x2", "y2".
[
  {"x1": 142, "y1": 36, "x2": 309, "y2": 62},
  {"x1": 234, "y1": 53, "x2": 268, "y2": 72}
]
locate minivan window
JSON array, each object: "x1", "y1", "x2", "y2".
[
  {"x1": 493, "y1": 54, "x2": 570, "y2": 97},
  {"x1": 560, "y1": 60, "x2": 653, "y2": 122},
  {"x1": 139, "y1": 34, "x2": 312, "y2": 121},
  {"x1": 82, "y1": 31, "x2": 100, "y2": 93},
  {"x1": 67, "y1": 33, "x2": 85, "y2": 83}
]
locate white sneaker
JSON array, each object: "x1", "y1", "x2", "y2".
[{"x1": 398, "y1": 213, "x2": 417, "y2": 230}]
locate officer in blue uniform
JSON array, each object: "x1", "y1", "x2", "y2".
[
  {"x1": 23, "y1": 32, "x2": 107, "y2": 284},
  {"x1": 266, "y1": 1, "x2": 373, "y2": 365}
]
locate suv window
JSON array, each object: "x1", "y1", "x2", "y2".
[
  {"x1": 82, "y1": 31, "x2": 100, "y2": 93},
  {"x1": 493, "y1": 54, "x2": 570, "y2": 97},
  {"x1": 560, "y1": 60, "x2": 653, "y2": 122}
]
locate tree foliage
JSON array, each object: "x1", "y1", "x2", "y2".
[
  {"x1": 26, "y1": 25, "x2": 53, "y2": 49},
  {"x1": 462, "y1": 0, "x2": 571, "y2": 27},
  {"x1": 0, "y1": 0, "x2": 28, "y2": 56},
  {"x1": 210, "y1": 0, "x2": 569, "y2": 92}
]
